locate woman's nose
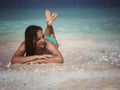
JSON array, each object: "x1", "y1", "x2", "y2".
[{"x1": 40, "y1": 37, "x2": 45, "y2": 42}]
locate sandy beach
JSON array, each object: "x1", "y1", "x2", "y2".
[{"x1": 0, "y1": 38, "x2": 120, "y2": 90}]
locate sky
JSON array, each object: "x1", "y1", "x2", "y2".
[{"x1": 0, "y1": 0, "x2": 120, "y2": 9}]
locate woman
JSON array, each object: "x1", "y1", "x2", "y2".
[{"x1": 11, "y1": 10, "x2": 64, "y2": 64}]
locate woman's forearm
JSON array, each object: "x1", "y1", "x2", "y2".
[
  {"x1": 11, "y1": 54, "x2": 64, "y2": 65},
  {"x1": 37, "y1": 55, "x2": 64, "y2": 64},
  {"x1": 11, "y1": 54, "x2": 53, "y2": 64},
  {"x1": 11, "y1": 55, "x2": 38, "y2": 64}
]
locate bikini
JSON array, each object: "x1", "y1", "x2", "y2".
[{"x1": 44, "y1": 36, "x2": 57, "y2": 47}]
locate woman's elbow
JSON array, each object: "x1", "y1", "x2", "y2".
[
  {"x1": 59, "y1": 58, "x2": 64, "y2": 63},
  {"x1": 11, "y1": 57, "x2": 19, "y2": 65},
  {"x1": 11, "y1": 58, "x2": 16, "y2": 65}
]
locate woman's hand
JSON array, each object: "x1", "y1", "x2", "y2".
[
  {"x1": 26, "y1": 55, "x2": 53, "y2": 64},
  {"x1": 35, "y1": 54, "x2": 53, "y2": 60}
]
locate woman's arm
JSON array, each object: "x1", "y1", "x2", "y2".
[
  {"x1": 36, "y1": 39, "x2": 64, "y2": 64},
  {"x1": 11, "y1": 42, "x2": 34, "y2": 64},
  {"x1": 11, "y1": 42, "x2": 47, "y2": 64},
  {"x1": 11, "y1": 40, "x2": 64, "y2": 64}
]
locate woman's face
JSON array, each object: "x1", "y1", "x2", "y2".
[{"x1": 36, "y1": 30, "x2": 46, "y2": 48}]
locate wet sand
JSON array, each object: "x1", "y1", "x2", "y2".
[{"x1": 0, "y1": 38, "x2": 120, "y2": 90}]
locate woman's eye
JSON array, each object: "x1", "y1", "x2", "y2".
[{"x1": 37, "y1": 38, "x2": 41, "y2": 41}]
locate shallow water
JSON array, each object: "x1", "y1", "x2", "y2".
[{"x1": 0, "y1": 7, "x2": 120, "y2": 90}]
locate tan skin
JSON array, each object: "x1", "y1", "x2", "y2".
[
  {"x1": 11, "y1": 10, "x2": 64, "y2": 65},
  {"x1": 11, "y1": 30, "x2": 64, "y2": 64}
]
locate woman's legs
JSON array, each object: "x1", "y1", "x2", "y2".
[
  {"x1": 44, "y1": 10, "x2": 58, "y2": 47},
  {"x1": 44, "y1": 25, "x2": 56, "y2": 39}
]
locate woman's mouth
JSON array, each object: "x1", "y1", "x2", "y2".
[{"x1": 39, "y1": 42, "x2": 46, "y2": 47}]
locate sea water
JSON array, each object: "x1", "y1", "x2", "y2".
[{"x1": 0, "y1": 6, "x2": 120, "y2": 90}]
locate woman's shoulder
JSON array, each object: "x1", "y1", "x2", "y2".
[{"x1": 19, "y1": 41, "x2": 25, "y2": 48}]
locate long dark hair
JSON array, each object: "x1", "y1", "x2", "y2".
[{"x1": 25, "y1": 25, "x2": 42, "y2": 56}]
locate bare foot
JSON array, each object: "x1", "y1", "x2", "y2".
[
  {"x1": 48, "y1": 12, "x2": 58, "y2": 25},
  {"x1": 45, "y1": 9, "x2": 51, "y2": 23}
]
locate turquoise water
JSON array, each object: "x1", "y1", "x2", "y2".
[
  {"x1": 0, "y1": 7, "x2": 120, "y2": 41},
  {"x1": 0, "y1": 7, "x2": 120, "y2": 69}
]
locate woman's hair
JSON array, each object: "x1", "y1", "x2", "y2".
[{"x1": 25, "y1": 25, "x2": 42, "y2": 56}]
